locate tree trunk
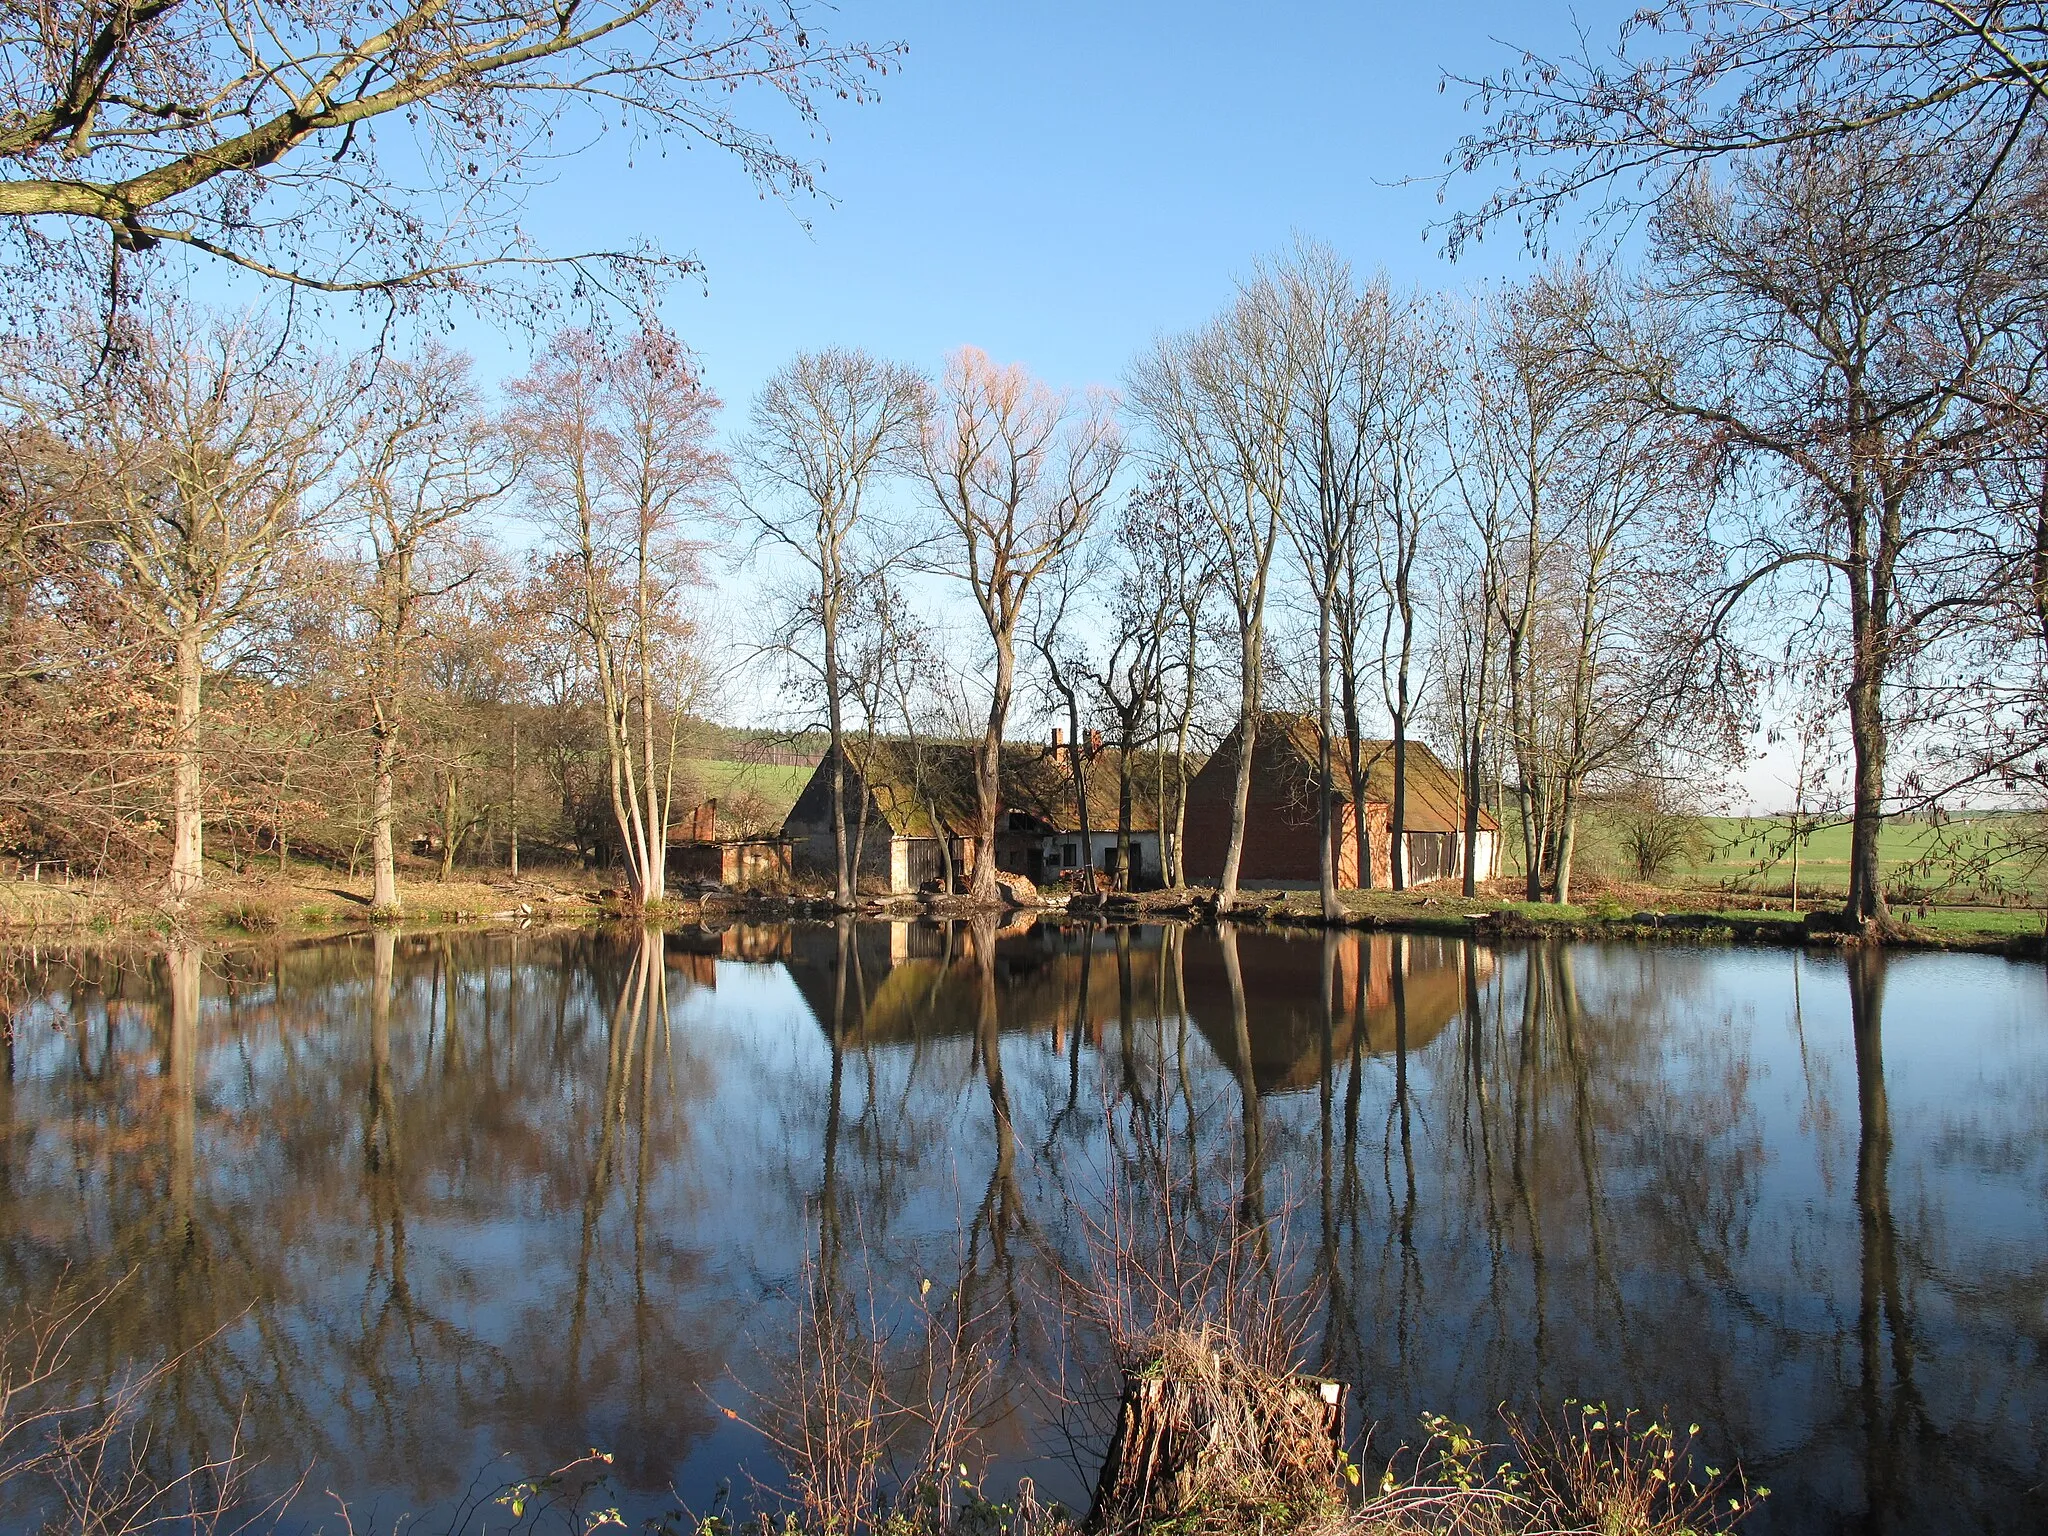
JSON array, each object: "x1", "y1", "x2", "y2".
[
  {"x1": 1390, "y1": 725, "x2": 1408, "y2": 893},
  {"x1": 825, "y1": 611, "x2": 853, "y2": 908},
  {"x1": 1519, "y1": 780, "x2": 1544, "y2": 902},
  {"x1": 371, "y1": 730, "x2": 400, "y2": 912},
  {"x1": 1462, "y1": 644, "x2": 1488, "y2": 900},
  {"x1": 1555, "y1": 781, "x2": 1579, "y2": 906},
  {"x1": 168, "y1": 624, "x2": 205, "y2": 903},
  {"x1": 1117, "y1": 762, "x2": 1135, "y2": 889},
  {"x1": 1389, "y1": 576, "x2": 1415, "y2": 892},
  {"x1": 440, "y1": 772, "x2": 460, "y2": 882},
  {"x1": 1845, "y1": 673, "x2": 1890, "y2": 927},
  {"x1": 509, "y1": 723, "x2": 520, "y2": 880},
  {"x1": 972, "y1": 638, "x2": 1014, "y2": 906},
  {"x1": 931, "y1": 799, "x2": 956, "y2": 892},
  {"x1": 1217, "y1": 622, "x2": 1261, "y2": 914},
  {"x1": 1843, "y1": 486, "x2": 1893, "y2": 930},
  {"x1": 1339, "y1": 635, "x2": 1371, "y2": 891},
  {"x1": 1064, "y1": 684, "x2": 1090, "y2": 884},
  {"x1": 636, "y1": 553, "x2": 666, "y2": 909},
  {"x1": 1171, "y1": 627, "x2": 1199, "y2": 886},
  {"x1": 1314, "y1": 598, "x2": 1340, "y2": 922}
]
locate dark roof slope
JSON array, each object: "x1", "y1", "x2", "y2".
[
  {"x1": 1250, "y1": 713, "x2": 1495, "y2": 833},
  {"x1": 784, "y1": 738, "x2": 1168, "y2": 841}
]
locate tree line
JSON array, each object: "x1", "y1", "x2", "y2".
[{"x1": 2, "y1": 2, "x2": 2046, "y2": 928}]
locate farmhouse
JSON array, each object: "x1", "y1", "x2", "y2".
[
  {"x1": 1180, "y1": 712, "x2": 1498, "y2": 889},
  {"x1": 781, "y1": 734, "x2": 1166, "y2": 894}
]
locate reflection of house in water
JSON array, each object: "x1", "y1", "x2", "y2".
[
  {"x1": 781, "y1": 921, "x2": 1170, "y2": 1048},
  {"x1": 664, "y1": 924, "x2": 797, "y2": 987},
  {"x1": 772, "y1": 921, "x2": 1485, "y2": 1097},
  {"x1": 1182, "y1": 931, "x2": 1487, "y2": 1094}
]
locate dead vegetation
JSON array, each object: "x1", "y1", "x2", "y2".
[{"x1": 0, "y1": 1273, "x2": 273, "y2": 1536}]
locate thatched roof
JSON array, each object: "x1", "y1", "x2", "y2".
[
  {"x1": 1250, "y1": 713, "x2": 1495, "y2": 834},
  {"x1": 791, "y1": 738, "x2": 1167, "y2": 840}
]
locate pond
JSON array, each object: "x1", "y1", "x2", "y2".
[{"x1": 0, "y1": 922, "x2": 2043, "y2": 1535}]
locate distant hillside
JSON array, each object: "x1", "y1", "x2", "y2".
[{"x1": 687, "y1": 722, "x2": 827, "y2": 768}]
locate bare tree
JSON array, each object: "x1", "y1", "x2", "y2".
[
  {"x1": 0, "y1": 0, "x2": 898, "y2": 308},
  {"x1": 351, "y1": 346, "x2": 514, "y2": 913},
  {"x1": 1468, "y1": 272, "x2": 1605, "y2": 901},
  {"x1": 1028, "y1": 562, "x2": 1102, "y2": 884},
  {"x1": 1445, "y1": 1, "x2": 2048, "y2": 253},
  {"x1": 1129, "y1": 270, "x2": 1293, "y2": 913},
  {"x1": 1365, "y1": 289, "x2": 1456, "y2": 892},
  {"x1": 740, "y1": 348, "x2": 926, "y2": 908},
  {"x1": 1118, "y1": 469, "x2": 1218, "y2": 887},
  {"x1": 511, "y1": 318, "x2": 721, "y2": 907},
  {"x1": 921, "y1": 348, "x2": 1122, "y2": 906},
  {"x1": 1089, "y1": 541, "x2": 1172, "y2": 889},
  {"x1": 0, "y1": 302, "x2": 354, "y2": 901},
  {"x1": 1276, "y1": 241, "x2": 1380, "y2": 920},
  {"x1": 1441, "y1": 299, "x2": 1516, "y2": 898},
  {"x1": 1590, "y1": 133, "x2": 2041, "y2": 926}
]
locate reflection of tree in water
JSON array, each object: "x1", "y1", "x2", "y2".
[
  {"x1": 0, "y1": 928, "x2": 738, "y2": 1511},
  {"x1": 4, "y1": 926, "x2": 2046, "y2": 1532}
]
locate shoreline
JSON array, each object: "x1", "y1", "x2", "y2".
[{"x1": 3, "y1": 871, "x2": 2041, "y2": 961}]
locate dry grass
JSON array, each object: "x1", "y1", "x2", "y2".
[
  {"x1": 725, "y1": 1242, "x2": 1012, "y2": 1536},
  {"x1": 0, "y1": 865, "x2": 609, "y2": 939},
  {"x1": 1324, "y1": 1404, "x2": 1765, "y2": 1536}
]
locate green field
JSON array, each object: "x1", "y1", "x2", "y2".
[
  {"x1": 680, "y1": 759, "x2": 813, "y2": 828},
  {"x1": 1676, "y1": 814, "x2": 2047, "y2": 902}
]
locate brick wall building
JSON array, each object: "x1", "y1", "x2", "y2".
[{"x1": 1181, "y1": 713, "x2": 1497, "y2": 889}]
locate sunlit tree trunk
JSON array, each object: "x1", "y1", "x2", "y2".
[{"x1": 168, "y1": 624, "x2": 205, "y2": 903}]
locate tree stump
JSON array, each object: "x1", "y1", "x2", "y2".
[{"x1": 1084, "y1": 1335, "x2": 1348, "y2": 1533}]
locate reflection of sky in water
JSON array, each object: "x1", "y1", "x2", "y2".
[{"x1": 1, "y1": 929, "x2": 2043, "y2": 1535}]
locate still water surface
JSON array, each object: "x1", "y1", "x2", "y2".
[{"x1": 1, "y1": 923, "x2": 2043, "y2": 1534}]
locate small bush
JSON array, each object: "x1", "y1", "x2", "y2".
[{"x1": 220, "y1": 900, "x2": 282, "y2": 934}]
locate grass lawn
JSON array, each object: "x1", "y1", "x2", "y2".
[
  {"x1": 1904, "y1": 906, "x2": 2048, "y2": 939},
  {"x1": 1678, "y1": 814, "x2": 2046, "y2": 901},
  {"x1": 683, "y1": 759, "x2": 812, "y2": 824}
]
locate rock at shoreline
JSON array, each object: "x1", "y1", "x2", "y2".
[{"x1": 995, "y1": 871, "x2": 1040, "y2": 908}]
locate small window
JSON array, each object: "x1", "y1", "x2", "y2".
[{"x1": 1062, "y1": 843, "x2": 1079, "y2": 867}]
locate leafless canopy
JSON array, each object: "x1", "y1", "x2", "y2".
[
  {"x1": 1443, "y1": 2, "x2": 2048, "y2": 253},
  {"x1": 0, "y1": 0, "x2": 900, "y2": 311}
]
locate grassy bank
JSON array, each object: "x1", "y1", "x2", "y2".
[
  {"x1": 1150, "y1": 882, "x2": 2048, "y2": 957},
  {"x1": 0, "y1": 863, "x2": 612, "y2": 939},
  {"x1": 3, "y1": 861, "x2": 2041, "y2": 960},
  {"x1": 1673, "y1": 813, "x2": 2046, "y2": 902}
]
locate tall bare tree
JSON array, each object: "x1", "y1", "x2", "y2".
[
  {"x1": 352, "y1": 347, "x2": 514, "y2": 913},
  {"x1": 740, "y1": 348, "x2": 926, "y2": 907},
  {"x1": 1368, "y1": 292, "x2": 1456, "y2": 892},
  {"x1": 1118, "y1": 469, "x2": 1218, "y2": 888},
  {"x1": 1276, "y1": 242, "x2": 1380, "y2": 920},
  {"x1": 1590, "y1": 134, "x2": 2042, "y2": 926},
  {"x1": 922, "y1": 348, "x2": 1122, "y2": 906},
  {"x1": 1130, "y1": 270, "x2": 1293, "y2": 914},
  {"x1": 512, "y1": 318, "x2": 721, "y2": 908}
]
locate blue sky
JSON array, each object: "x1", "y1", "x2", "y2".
[{"x1": 438, "y1": 0, "x2": 1588, "y2": 402}]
